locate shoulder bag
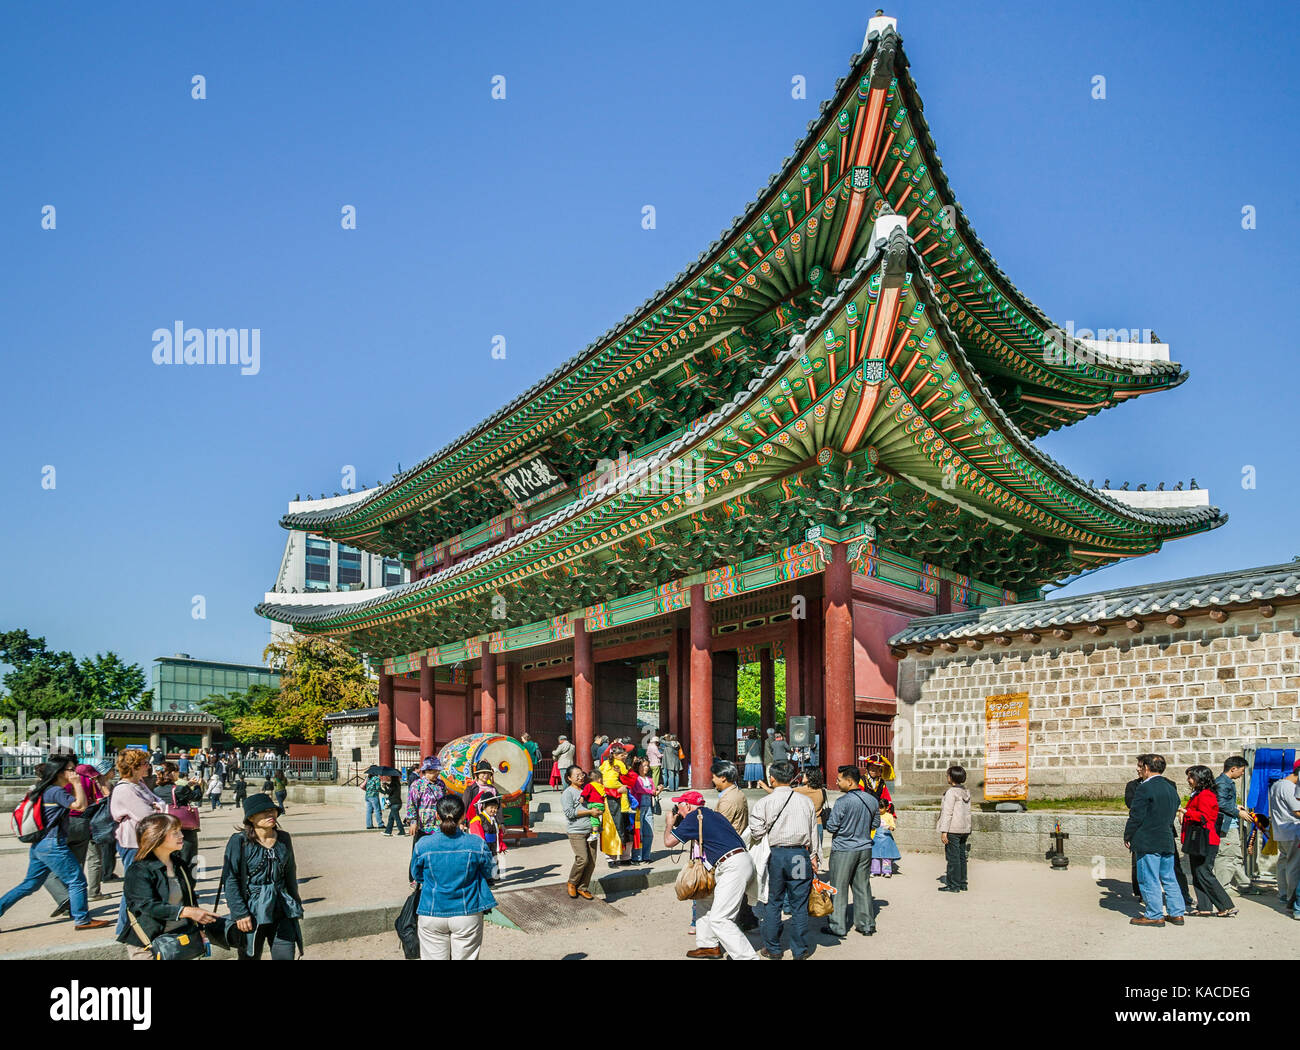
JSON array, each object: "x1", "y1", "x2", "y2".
[
  {"x1": 127, "y1": 910, "x2": 206, "y2": 961},
  {"x1": 1183, "y1": 797, "x2": 1210, "y2": 857},
  {"x1": 162, "y1": 786, "x2": 202, "y2": 831},
  {"x1": 808, "y1": 878, "x2": 835, "y2": 917},
  {"x1": 89, "y1": 798, "x2": 117, "y2": 846},
  {"x1": 674, "y1": 811, "x2": 717, "y2": 901},
  {"x1": 65, "y1": 798, "x2": 103, "y2": 847}
]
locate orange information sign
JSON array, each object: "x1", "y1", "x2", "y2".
[{"x1": 984, "y1": 692, "x2": 1029, "y2": 802}]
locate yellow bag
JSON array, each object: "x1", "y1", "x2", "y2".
[
  {"x1": 1262, "y1": 837, "x2": 1279, "y2": 857},
  {"x1": 674, "y1": 812, "x2": 716, "y2": 901},
  {"x1": 808, "y1": 878, "x2": 835, "y2": 917}
]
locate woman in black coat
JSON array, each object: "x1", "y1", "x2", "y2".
[
  {"x1": 383, "y1": 775, "x2": 406, "y2": 836},
  {"x1": 117, "y1": 813, "x2": 218, "y2": 960},
  {"x1": 215, "y1": 793, "x2": 305, "y2": 960}
]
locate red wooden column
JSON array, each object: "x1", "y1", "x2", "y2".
[
  {"x1": 759, "y1": 646, "x2": 775, "y2": 741},
  {"x1": 824, "y1": 543, "x2": 855, "y2": 774},
  {"x1": 418, "y1": 657, "x2": 435, "y2": 759},
  {"x1": 666, "y1": 626, "x2": 681, "y2": 738},
  {"x1": 573, "y1": 619, "x2": 594, "y2": 768},
  {"x1": 689, "y1": 583, "x2": 712, "y2": 788},
  {"x1": 481, "y1": 647, "x2": 498, "y2": 733},
  {"x1": 377, "y1": 671, "x2": 395, "y2": 768}
]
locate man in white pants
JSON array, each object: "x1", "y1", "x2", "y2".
[{"x1": 662, "y1": 790, "x2": 758, "y2": 960}]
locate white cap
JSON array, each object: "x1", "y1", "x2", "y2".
[
  {"x1": 872, "y1": 212, "x2": 908, "y2": 246},
  {"x1": 864, "y1": 12, "x2": 898, "y2": 48}
]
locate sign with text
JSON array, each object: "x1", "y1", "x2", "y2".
[
  {"x1": 495, "y1": 456, "x2": 565, "y2": 507},
  {"x1": 984, "y1": 692, "x2": 1029, "y2": 802}
]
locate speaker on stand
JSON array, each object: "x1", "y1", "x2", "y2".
[{"x1": 787, "y1": 716, "x2": 816, "y2": 773}]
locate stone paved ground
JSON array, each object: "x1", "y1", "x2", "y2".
[{"x1": 307, "y1": 850, "x2": 1296, "y2": 960}]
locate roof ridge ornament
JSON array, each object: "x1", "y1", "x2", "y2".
[
  {"x1": 871, "y1": 210, "x2": 908, "y2": 250},
  {"x1": 867, "y1": 20, "x2": 898, "y2": 84},
  {"x1": 865, "y1": 11, "x2": 898, "y2": 49}
]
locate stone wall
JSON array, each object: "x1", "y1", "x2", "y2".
[
  {"x1": 895, "y1": 807, "x2": 1133, "y2": 865},
  {"x1": 896, "y1": 609, "x2": 1300, "y2": 797},
  {"x1": 329, "y1": 719, "x2": 379, "y2": 775}
]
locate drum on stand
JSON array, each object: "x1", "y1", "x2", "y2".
[{"x1": 437, "y1": 733, "x2": 534, "y2": 801}]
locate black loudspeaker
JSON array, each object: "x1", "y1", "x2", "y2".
[
  {"x1": 351, "y1": 747, "x2": 362, "y2": 763},
  {"x1": 787, "y1": 716, "x2": 815, "y2": 748}
]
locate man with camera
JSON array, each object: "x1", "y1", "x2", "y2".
[{"x1": 663, "y1": 790, "x2": 758, "y2": 960}]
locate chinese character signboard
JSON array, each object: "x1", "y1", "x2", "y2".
[
  {"x1": 983, "y1": 692, "x2": 1029, "y2": 802},
  {"x1": 495, "y1": 456, "x2": 565, "y2": 507}
]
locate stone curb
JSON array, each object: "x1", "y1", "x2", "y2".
[{"x1": 0, "y1": 863, "x2": 681, "y2": 961}]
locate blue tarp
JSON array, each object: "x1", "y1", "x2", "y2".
[{"x1": 1248, "y1": 747, "x2": 1295, "y2": 811}]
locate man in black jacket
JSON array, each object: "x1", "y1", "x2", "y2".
[
  {"x1": 1124, "y1": 764, "x2": 1192, "y2": 907},
  {"x1": 1123, "y1": 753, "x2": 1187, "y2": 926}
]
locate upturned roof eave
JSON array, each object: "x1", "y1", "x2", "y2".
[
  {"x1": 258, "y1": 234, "x2": 1218, "y2": 634},
  {"x1": 888, "y1": 37, "x2": 1186, "y2": 401},
  {"x1": 881, "y1": 235, "x2": 1225, "y2": 542}
]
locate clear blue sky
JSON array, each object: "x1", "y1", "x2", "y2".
[{"x1": 1, "y1": 0, "x2": 1296, "y2": 680}]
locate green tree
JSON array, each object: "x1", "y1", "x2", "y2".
[
  {"x1": 0, "y1": 629, "x2": 149, "y2": 721},
  {"x1": 736, "y1": 658, "x2": 786, "y2": 728},
  {"x1": 79, "y1": 651, "x2": 148, "y2": 711},
  {"x1": 250, "y1": 634, "x2": 376, "y2": 743},
  {"x1": 199, "y1": 683, "x2": 281, "y2": 741}
]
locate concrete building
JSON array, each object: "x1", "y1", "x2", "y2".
[{"x1": 266, "y1": 493, "x2": 409, "y2": 641}]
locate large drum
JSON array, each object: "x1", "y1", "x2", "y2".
[{"x1": 437, "y1": 733, "x2": 533, "y2": 801}]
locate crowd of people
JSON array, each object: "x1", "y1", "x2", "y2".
[
  {"x1": 8, "y1": 733, "x2": 1293, "y2": 962},
  {"x1": 1122, "y1": 753, "x2": 1294, "y2": 926},
  {"x1": 1, "y1": 744, "x2": 304, "y2": 959}
]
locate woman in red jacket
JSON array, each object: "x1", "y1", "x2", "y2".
[{"x1": 1182, "y1": 765, "x2": 1235, "y2": 917}]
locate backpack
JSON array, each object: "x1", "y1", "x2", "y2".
[
  {"x1": 10, "y1": 793, "x2": 51, "y2": 844},
  {"x1": 90, "y1": 797, "x2": 118, "y2": 846}
]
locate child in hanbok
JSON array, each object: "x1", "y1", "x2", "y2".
[{"x1": 871, "y1": 809, "x2": 901, "y2": 876}]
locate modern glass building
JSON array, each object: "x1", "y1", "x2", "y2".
[{"x1": 152, "y1": 653, "x2": 281, "y2": 713}]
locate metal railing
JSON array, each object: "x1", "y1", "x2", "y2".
[
  {"x1": 0, "y1": 754, "x2": 340, "y2": 783},
  {"x1": 226, "y1": 757, "x2": 337, "y2": 782},
  {"x1": 0, "y1": 754, "x2": 44, "y2": 782}
]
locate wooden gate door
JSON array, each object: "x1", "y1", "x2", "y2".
[
  {"x1": 712, "y1": 650, "x2": 738, "y2": 762},
  {"x1": 526, "y1": 677, "x2": 571, "y2": 784},
  {"x1": 595, "y1": 661, "x2": 639, "y2": 745}
]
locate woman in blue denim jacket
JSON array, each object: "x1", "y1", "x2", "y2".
[{"x1": 409, "y1": 794, "x2": 497, "y2": 960}]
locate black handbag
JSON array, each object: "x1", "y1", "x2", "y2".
[
  {"x1": 65, "y1": 811, "x2": 93, "y2": 846},
  {"x1": 1183, "y1": 819, "x2": 1210, "y2": 858},
  {"x1": 203, "y1": 916, "x2": 247, "y2": 954},
  {"x1": 126, "y1": 911, "x2": 207, "y2": 961},
  {"x1": 395, "y1": 889, "x2": 421, "y2": 960}
]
